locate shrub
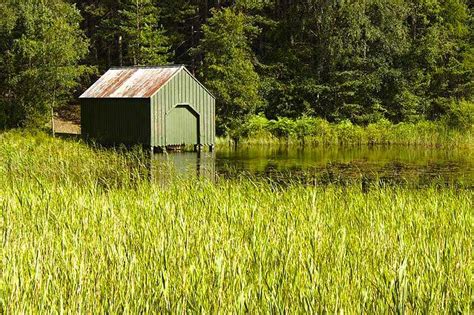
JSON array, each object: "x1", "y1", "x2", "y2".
[
  {"x1": 243, "y1": 114, "x2": 270, "y2": 137},
  {"x1": 294, "y1": 116, "x2": 317, "y2": 142},
  {"x1": 269, "y1": 117, "x2": 297, "y2": 139},
  {"x1": 366, "y1": 119, "x2": 392, "y2": 144},
  {"x1": 442, "y1": 100, "x2": 473, "y2": 131},
  {"x1": 335, "y1": 120, "x2": 364, "y2": 145},
  {"x1": 225, "y1": 114, "x2": 472, "y2": 147}
]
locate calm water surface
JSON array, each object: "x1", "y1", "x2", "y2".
[{"x1": 151, "y1": 145, "x2": 473, "y2": 187}]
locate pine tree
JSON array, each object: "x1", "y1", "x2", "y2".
[
  {"x1": 197, "y1": 7, "x2": 263, "y2": 135},
  {"x1": 159, "y1": 0, "x2": 199, "y2": 68},
  {"x1": 402, "y1": 0, "x2": 472, "y2": 120},
  {"x1": 119, "y1": 0, "x2": 170, "y2": 66}
]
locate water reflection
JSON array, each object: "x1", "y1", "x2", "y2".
[
  {"x1": 151, "y1": 151, "x2": 217, "y2": 184},
  {"x1": 149, "y1": 146, "x2": 473, "y2": 187}
]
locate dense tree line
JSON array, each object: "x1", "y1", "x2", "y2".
[{"x1": 0, "y1": 0, "x2": 472, "y2": 133}]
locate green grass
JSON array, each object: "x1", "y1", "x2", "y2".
[
  {"x1": 0, "y1": 130, "x2": 472, "y2": 313},
  {"x1": 220, "y1": 116, "x2": 473, "y2": 148}
]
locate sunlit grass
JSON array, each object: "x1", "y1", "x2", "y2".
[
  {"x1": 217, "y1": 117, "x2": 473, "y2": 148},
  {"x1": 0, "y1": 130, "x2": 472, "y2": 313}
]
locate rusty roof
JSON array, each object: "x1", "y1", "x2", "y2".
[{"x1": 79, "y1": 66, "x2": 183, "y2": 98}]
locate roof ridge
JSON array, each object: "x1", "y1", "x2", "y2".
[
  {"x1": 109, "y1": 65, "x2": 184, "y2": 70},
  {"x1": 80, "y1": 65, "x2": 186, "y2": 98}
]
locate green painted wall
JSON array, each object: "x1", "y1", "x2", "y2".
[
  {"x1": 81, "y1": 98, "x2": 150, "y2": 145},
  {"x1": 165, "y1": 105, "x2": 199, "y2": 145},
  {"x1": 151, "y1": 68, "x2": 215, "y2": 147}
]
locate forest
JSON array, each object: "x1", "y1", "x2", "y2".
[{"x1": 0, "y1": 0, "x2": 472, "y2": 135}]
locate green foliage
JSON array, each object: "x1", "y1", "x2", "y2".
[
  {"x1": 1, "y1": 0, "x2": 472, "y2": 132},
  {"x1": 230, "y1": 113, "x2": 472, "y2": 147},
  {"x1": 0, "y1": 0, "x2": 91, "y2": 128},
  {"x1": 158, "y1": 0, "x2": 198, "y2": 67},
  {"x1": 335, "y1": 120, "x2": 365, "y2": 145},
  {"x1": 294, "y1": 116, "x2": 317, "y2": 142},
  {"x1": 74, "y1": 0, "x2": 171, "y2": 70},
  {"x1": 196, "y1": 8, "x2": 263, "y2": 134},
  {"x1": 268, "y1": 117, "x2": 296, "y2": 139},
  {"x1": 0, "y1": 131, "x2": 472, "y2": 312},
  {"x1": 239, "y1": 114, "x2": 270, "y2": 138},
  {"x1": 256, "y1": 0, "x2": 472, "y2": 125},
  {"x1": 119, "y1": 0, "x2": 170, "y2": 65},
  {"x1": 441, "y1": 100, "x2": 474, "y2": 131},
  {"x1": 366, "y1": 119, "x2": 392, "y2": 144}
]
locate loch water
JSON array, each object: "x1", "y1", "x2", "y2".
[{"x1": 150, "y1": 145, "x2": 473, "y2": 187}]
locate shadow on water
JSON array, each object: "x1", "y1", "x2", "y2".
[
  {"x1": 150, "y1": 151, "x2": 217, "y2": 185},
  {"x1": 146, "y1": 145, "x2": 473, "y2": 188}
]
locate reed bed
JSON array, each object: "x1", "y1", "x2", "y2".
[
  {"x1": 218, "y1": 116, "x2": 473, "y2": 148},
  {"x1": 0, "y1": 130, "x2": 472, "y2": 313}
]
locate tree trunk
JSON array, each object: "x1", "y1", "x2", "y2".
[{"x1": 118, "y1": 35, "x2": 123, "y2": 66}]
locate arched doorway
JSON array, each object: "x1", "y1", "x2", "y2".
[{"x1": 165, "y1": 104, "x2": 199, "y2": 145}]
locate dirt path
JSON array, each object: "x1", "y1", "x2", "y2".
[
  {"x1": 54, "y1": 116, "x2": 81, "y2": 134},
  {"x1": 54, "y1": 105, "x2": 81, "y2": 135}
]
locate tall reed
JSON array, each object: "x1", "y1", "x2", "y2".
[
  {"x1": 0, "y1": 130, "x2": 472, "y2": 313},
  {"x1": 221, "y1": 115, "x2": 473, "y2": 148}
]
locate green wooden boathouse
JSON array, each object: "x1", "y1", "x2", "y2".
[{"x1": 80, "y1": 65, "x2": 215, "y2": 151}]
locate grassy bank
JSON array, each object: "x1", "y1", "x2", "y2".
[
  {"x1": 219, "y1": 115, "x2": 473, "y2": 147},
  {"x1": 0, "y1": 131, "x2": 472, "y2": 313}
]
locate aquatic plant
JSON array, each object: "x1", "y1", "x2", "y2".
[
  {"x1": 220, "y1": 115, "x2": 473, "y2": 147},
  {"x1": 0, "y1": 131, "x2": 472, "y2": 313}
]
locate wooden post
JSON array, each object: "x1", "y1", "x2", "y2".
[
  {"x1": 51, "y1": 106, "x2": 55, "y2": 137},
  {"x1": 194, "y1": 144, "x2": 203, "y2": 152}
]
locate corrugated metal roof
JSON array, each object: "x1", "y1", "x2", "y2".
[{"x1": 79, "y1": 66, "x2": 183, "y2": 98}]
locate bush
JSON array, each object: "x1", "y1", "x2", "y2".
[
  {"x1": 243, "y1": 114, "x2": 270, "y2": 137},
  {"x1": 366, "y1": 119, "x2": 392, "y2": 144},
  {"x1": 293, "y1": 116, "x2": 317, "y2": 143},
  {"x1": 311, "y1": 118, "x2": 336, "y2": 145},
  {"x1": 442, "y1": 100, "x2": 473, "y2": 131},
  {"x1": 269, "y1": 117, "x2": 296, "y2": 139},
  {"x1": 224, "y1": 114, "x2": 472, "y2": 147},
  {"x1": 335, "y1": 120, "x2": 364, "y2": 145}
]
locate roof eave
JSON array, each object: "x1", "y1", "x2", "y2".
[
  {"x1": 148, "y1": 66, "x2": 186, "y2": 98},
  {"x1": 182, "y1": 67, "x2": 216, "y2": 99},
  {"x1": 148, "y1": 66, "x2": 216, "y2": 99},
  {"x1": 78, "y1": 65, "x2": 215, "y2": 99}
]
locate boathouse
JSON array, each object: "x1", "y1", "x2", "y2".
[{"x1": 79, "y1": 65, "x2": 215, "y2": 150}]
